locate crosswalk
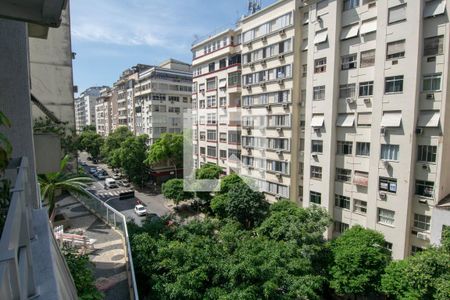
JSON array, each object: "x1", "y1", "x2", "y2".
[{"x1": 96, "y1": 190, "x2": 134, "y2": 200}]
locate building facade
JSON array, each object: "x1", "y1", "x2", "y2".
[
  {"x1": 191, "y1": 0, "x2": 450, "y2": 259},
  {"x1": 75, "y1": 87, "x2": 105, "y2": 133},
  {"x1": 95, "y1": 87, "x2": 114, "y2": 137}
]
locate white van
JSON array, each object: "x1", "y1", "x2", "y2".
[{"x1": 104, "y1": 178, "x2": 118, "y2": 189}]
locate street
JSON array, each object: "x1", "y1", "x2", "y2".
[{"x1": 78, "y1": 152, "x2": 171, "y2": 226}]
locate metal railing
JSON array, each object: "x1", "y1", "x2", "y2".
[{"x1": 72, "y1": 191, "x2": 139, "y2": 300}]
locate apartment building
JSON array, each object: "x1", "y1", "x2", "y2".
[
  {"x1": 95, "y1": 87, "x2": 115, "y2": 136},
  {"x1": 192, "y1": 0, "x2": 450, "y2": 259},
  {"x1": 134, "y1": 59, "x2": 192, "y2": 144},
  {"x1": 191, "y1": 29, "x2": 243, "y2": 174},
  {"x1": 74, "y1": 87, "x2": 105, "y2": 133}
]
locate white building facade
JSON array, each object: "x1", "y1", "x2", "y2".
[{"x1": 75, "y1": 86, "x2": 104, "y2": 133}]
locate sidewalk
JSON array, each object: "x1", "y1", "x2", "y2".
[{"x1": 55, "y1": 195, "x2": 130, "y2": 300}]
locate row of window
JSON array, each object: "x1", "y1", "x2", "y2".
[
  {"x1": 242, "y1": 13, "x2": 292, "y2": 43},
  {"x1": 242, "y1": 136, "x2": 290, "y2": 151},
  {"x1": 241, "y1": 156, "x2": 290, "y2": 175},
  {"x1": 243, "y1": 90, "x2": 290, "y2": 106},
  {"x1": 243, "y1": 65, "x2": 292, "y2": 85},
  {"x1": 242, "y1": 38, "x2": 292, "y2": 65}
]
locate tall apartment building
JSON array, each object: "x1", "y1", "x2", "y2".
[
  {"x1": 95, "y1": 87, "x2": 115, "y2": 136},
  {"x1": 75, "y1": 87, "x2": 105, "y2": 133},
  {"x1": 192, "y1": 0, "x2": 450, "y2": 259},
  {"x1": 134, "y1": 59, "x2": 192, "y2": 144}
]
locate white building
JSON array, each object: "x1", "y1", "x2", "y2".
[{"x1": 75, "y1": 87, "x2": 105, "y2": 133}]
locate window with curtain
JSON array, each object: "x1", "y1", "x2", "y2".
[
  {"x1": 388, "y1": 4, "x2": 407, "y2": 24},
  {"x1": 386, "y1": 40, "x2": 405, "y2": 60},
  {"x1": 381, "y1": 144, "x2": 399, "y2": 160}
]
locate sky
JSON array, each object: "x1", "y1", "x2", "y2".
[{"x1": 71, "y1": 0, "x2": 278, "y2": 94}]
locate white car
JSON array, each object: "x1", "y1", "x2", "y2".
[{"x1": 134, "y1": 205, "x2": 147, "y2": 216}]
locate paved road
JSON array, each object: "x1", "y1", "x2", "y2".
[{"x1": 78, "y1": 153, "x2": 171, "y2": 226}]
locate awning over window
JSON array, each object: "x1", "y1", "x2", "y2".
[
  {"x1": 417, "y1": 110, "x2": 440, "y2": 127},
  {"x1": 353, "y1": 172, "x2": 369, "y2": 187},
  {"x1": 357, "y1": 113, "x2": 372, "y2": 126},
  {"x1": 311, "y1": 114, "x2": 325, "y2": 127},
  {"x1": 360, "y1": 18, "x2": 377, "y2": 35},
  {"x1": 424, "y1": 0, "x2": 446, "y2": 18},
  {"x1": 341, "y1": 24, "x2": 359, "y2": 40},
  {"x1": 387, "y1": 40, "x2": 405, "y2": 56},
  {"x1": 381, "y1": 111, "x2": 402, "y2": 127},
  {"x1": 336, "y1": 114, "x2": 355, "y2": 127},
  {"x1": 314, "y1": 30, "x2": 328, "y2": 45},
  {"x1": 301, "y1": 40, "x2": 309, "y2": 51},
  {"x1": 219, "y1": 80, "x2": 227, "y2": 88}
]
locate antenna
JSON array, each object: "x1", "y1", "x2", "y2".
[{"x1": 247, "y1": 0, "x2": 262, "y2": 15}]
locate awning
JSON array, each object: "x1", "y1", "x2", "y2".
[
  {"x1": 381, "y1": 111, "x2": 402, "y2": 127},
  {"x1": 353, "y1": 172, "x2": 369, "y2": 187},
  {"x1": 424, "y1": 0, "x2": 446, "y2": 18},
  {"x1": 341, "y1": 24, "x2": 359, "y2": 40},
  {"x1": 336, "y1": 114, "x2": 355, "y2": 127},
  {"x1": 360, "y1": 18, "x2": 377, "y2": 35},
  {"x1": 301, "y1": 39, "x2": 309, "y2": 51},
  {"x1": 357, "y1": 113, "x2": 372, "y2": 126},
  {"x1": 311, "y1": 114, "x2": 325, "y2": 127},
  {"x1": 219, "y1": 80, "x2": 227, "y2": 88},
  {"x1": 314, "y1": 30, "x2": 328, "y2": 45},
  {"x1": 387, "y1": 40, "x2": 405, "y2": 56},
  {"x1": 418, "y1": 110, "x2": 440, "y2": 127}
]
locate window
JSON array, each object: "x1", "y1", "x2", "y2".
[
  {"x1": 336, "y1": 141, "x2": 353, "y2": 155},
  {"x1": 341, "y1": 54, "x2": 357, "y2": 70},
  {"x1": 310, "y1": 191, "x2": 321, "y2": 204},
  {"x1": 219, "y1": 59, "x2": 226, "y2": 69},
  {"x1": 267, "y1": 160, "x2": 289, "y2": 174},
  {"x1": 385, "y1": 76, "x2": 404, "y2": 93},
  {"x1": 340, "y1": 84, "x2": 356, "y2": 98},
  {"x1": 311, "y1": 140, "x2": 323, "y2": 153},
  {"x1": 268, "y1": 138, "x2": 289, "y2": 151},
  {"x1": 417, "y1": 145, "x2": 437, "y2": 163},
  {"x1": 414, "y1": 214, "x2": 431, "y2": 231},
  {"x1": 200, "y1": 147, "x2": 205, "y2": 155},
  {"x1": 207, "y1": 130, "x2": 217, "y2": 141},
  {"x1": 206, "y1": 78, "x2": 216, "y2": 90},
  {"x1": 311, "y1": 166, "x2": 322, "y2": 179},
  {"x1": 336, "y1": 168, "x2": 352, "y2": 182},
  {"x1": 411, "y1": 245, "x2": 423, "y2": 255},
  {"x1": 267, "y1": 182, "x2": 289, "y2": 198},
  {"x1": 360, "y1": 50, "x2": 375, "y2": 67},
  {"x1": 219, "y1": 97, "x2": 227, "y2": 107},
  {"x1": 415, "y1": 180, "x2": 434, "y2": 198},
  {"x1": 359, "y1": 81, "x2": 374, "y2": 97},
  {"x1": 381, "y1": 144, "x2": 399, "y2": 161},
  {"x1": 423, "y1": 74, "x2": 442, "y2": 92},
  {"x1": 228, "y1": 149, "x2": 241, "y2": 160},
  {"x1": 386, "y1": 40, "x2": 405, "y2": 60},
  {"x1": 207, "y1": 96, "x2": 217, "y2": 108},
  {"x1": 228, "y1": 71, "x2": 241, "y2": 87},
  {"x1": 424, "y1": 36, "x2": 444, "y2": 56},
  {"x1": 314, "y1": 57, "x2": 327, "y2": 73},
  {"x1": 379, "y1": 177, "x2": 397, "y2": 193},
  {"x1": 384, "y1": 242, "x2": 393, "y2": 253},
  {"x1": 354, "y1": 199, "x2": 367, "y2": 214},
  {"x1": 220, "y1": 150, "x2": 227, "y2": 159},
  {"x1": 335, "y1": 194, "x2": 350, "y2": 209},
  {"x1": 334, "y1": 221, "x2": 349, "y2": 234},
  {"x1": 208, "y1": 62, "x2": 215, "y2": 72},
  {"x1": 206, "y1": 113, "x2": 217, "y2": 125},
  {"x1": 268, "y1": 115, "x2": 290, "y2": 127},
  {"x1": 388, "y1": 4, "x2": 407, "y2": 24},
  {"x1": 356, "y1": 142, "x2": 370, "y2": 156},
  {"x1": 228, "y1": 131, "x2": 241, "y2": 144},
  {"x1": 302, "y1": 64, "x2": 307, "y2": 77},
  {"x1": 343, "y1": 0, "x2": 360, "y2": 10},
  {"x1": 378, "y1": 208, "x2": 395, "y2": 226},
  {"x1": 207, "y1": 146, "x2": 217, "y2": 157},
  {"x1": 313, "y1": 86, "x2": 326, "y2": 101},
  {"x1": 199, "y1": 131, "x2": 206, "y2": 141},
  {"x1": 219, "y1": 132, "x2": 227, "y2": 143}
]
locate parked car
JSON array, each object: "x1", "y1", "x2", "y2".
[
  {"x1": 104, "y1": 178, "x2": 118, "y2": 189},
  {"x1": 97, "y1": 173, "x2": 108, "y2": 180},
  {"x1": 87, "y1": 156, "x2": 92, "y2": 161},
  {"x1": 96, "y1": 167, "x2": 103, "y2": 172},
  {"x1": 134, "y1": 204, "x2": 147, "y2": 216},
  {"x1": 119, "y1": 179, "x2": 130, "y2": 187},
  {"x1": 112, "y1": 173, "x2": 121, "y2": 180},
  {"x1": 89, "y1": 167, "x2": 97, "y2": 174}
]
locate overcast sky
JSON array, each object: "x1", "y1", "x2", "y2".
[{"x1": 71, "y1": 0, "x2": 277, "y2": 94}]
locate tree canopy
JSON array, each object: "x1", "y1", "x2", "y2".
[
  {"x1": 162, "y1": 179, "x2": 193, "y2": 205},
  {"x1": 118, "y1": 135, "x2": 149, "y2": 186},
  {"x1": 101, "y1": 127, "x2": 133, "y2": 163},
  {"x1": 146, "y1": 133, "x2": 183, "y2": 173},
  {"x1": 78, "y1": 130, "x2": 103, "y2": 159}
]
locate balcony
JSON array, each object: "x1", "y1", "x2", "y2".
[{"x1": 0, "y1": 157, "x2": 78, "y2": 300}]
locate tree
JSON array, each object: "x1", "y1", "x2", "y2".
[
  {"x1": 225, "y1": 182, "x2": 269, "y2": 229},
  {"x1": 38, "y1": 155, "x2": 93, "y2": 216},
  {"x1": 210, "y1": 194, "x2": 229, "y2": 218},
  {"x1": 78, "y1": 130, "x2": 103, "y2": 159},
  {"x1": 219, "y1": 173, "x2": 243, "y2": 194},
  {"x1": 196, "y1": 163, "x2": 222, "y2": 180},
  {"x1": 82, "y1": 125, "x2": 97, "y2": 132},
  {"x1": 146, "y1": 133, "x2": 183, "y2": 177},
  {"x1": 101, "y1": 127, "x2": 132, "y2": 164},
  {"x1": 329, "y1": 226, "x2": 391, "y2": 298},
  {"x1": 118, "y1": 135, "x2": 149, "y2": 187},
  {"x1": 162, "y1": 179, "x2": 193, "y2": 205}
]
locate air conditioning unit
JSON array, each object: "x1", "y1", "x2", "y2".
[
  {"x1": 380, "y1": 127, "x2": 386, "y2": 136},
  {"x1": 261, "y1": 36, "x2": 267, "y2": 42},
  {"x1": 261, "y1": 59, "x2": 267, "y2": 65},
  {"x1": 426, "y1": 93, "x2": 435, "y2": 100},
  {"x1": 247, "y1": 128, "x2": 252, "y2": 134},
  {"x1": 276, "y1": 173, "x2": 283, "y2": 179},
  {"x1": 346, "y1": 97, "x2": 356, "y2": 104},
  {"x1": 260, "y1": 83, "x2": 266, "y2": 88},
  {"x1": 276, "y1": 150, "x2": 283, "y2": 155},
  {"x1": 249, "y1": 63, "x2": 255, "y2": 68},
  {"x1": 416, "y1": 232, "x2": 429, "y2": 241},
  {"x1": 418, "y1": 198, "x2": 428, "y2": 204},
  {"x1": 276, "y1": 127, "x2": 283, "y2": 132},
  {"x1": 245, "y1": 41, "x2": 252, "y2": 47},
  {"x1": 314, "y1": 127, "x2": 321, "y2": 133},
  {"x1": 422, "y1": 164, "x2": 430, "y2": 171},
  {"x1": 282, "y1": 103, "x2": 289, "y2": 109},
  {"x1": 248, "y1": 166, "x2": 254, "y2": 170},
  {"x1": 265, "y1": 104, "x2": 272, "y2": 111},
  {"x1": 279, "y1": 29, "x2": 286, "y2": 36},
  {"x1": 246, "y1": 85, "x2": 252, "y2": 90},
  {"x1": 364, "y1": 98, "x2": 371, "y2": 104},
  {"x1": 416, "y1": 128, "x2": 424, "y2": 135},
  {"x1": 278, "y1": 54, "x2": 285, "y2": 60},
  {"x1": 278, "y1": 79, "x2": 285, "y2": 85},
  {"x1": 379, "y1": 192, "x2": 387, "y2": 199}
]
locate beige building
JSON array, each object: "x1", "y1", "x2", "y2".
[
  {"x1": 95, "y1": 87, "x2": 115, "y2": 136},
  {"x1": 192, "y1": 0, "x2": 450, "y2": 259}
]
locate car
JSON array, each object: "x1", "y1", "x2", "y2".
[
  {"x1": 89, "y1": 167, "x2": 97, "y2": 174},
  {"x1": 104, "y1": 178, "x2": 118, "y2": 189},
  {"x1": 96, "y1": 167, "x2": 103, "y2": 172},
  {"x1": 119, "y1": 179, "x2": 130, "y2": 187},
  {"x1": 112, "y1": 174, "x2": 121, "y2": 180},
  {"x1": 97, "y1": 173, "x2": 108, "y2": 180},
  {"x1": 134, "y1": 204, "x2": 147, "y2": 216}
]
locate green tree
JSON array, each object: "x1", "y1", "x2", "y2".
[
  {"x1": 82, "y1": 125, "x2": 97, "y2": 132},
  {"x1": 63, "y1": 248, "x2": 103, "y2": 300},
  {"x1": 219, "y1": 173, "x2": 243, "y2": 194},
  {"x1": 329, "y1": 226, "x2": 391, "y2": 298},
  {"x1": 118, "y1": 135, "x2": 149, "y2": 187},
  {"x1": 146, "y1": 133, "x2": 183, "y2": 177},
  {"x1": 38, "y1": 155, "x2": 93, "y2": 216},
  {"x1": 101, "y1": 127, "x2": 132, "y2": 164},
  {"x1": 225, "y1": 182, "x2": 269, "y2": 229},
  {"x1": 210, "y1": 194, "x2": 229, "y2": 218},
  {"x1": 78, "y1": 130, "x2": 103, "y2": 159},
  {"x1": 196, "y1": 163, "x2": 222, "y2": 180},
  {"x1": 162, "y1": 179, "x2": 193, "y2": 205}
]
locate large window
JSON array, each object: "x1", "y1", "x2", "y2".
[
  {"x1": 268, "y1": 138, "x2": 289, "y2": 151},
  {"x1": 314, "y1": 57, "x2": 327, "y2": 73},
  {"x1": 360, "y1": 50, "x2": 375, "y2": 67},
  {"x1": 311, "y1": 166, "x2": 322, "y2": 179},
  {"x1": 340, "y1": 84, "x2": 356, "y2": 98},
  {"x1": 313, "y1": 86, "x2": 326, "y2": 101},
  {"x1": 207, "y1": 130, "x2": 217, "y2": 141},
  {"x1": 379, "y1": 177, "x2": 397, "y2": 193},
  {"x1": 228, "y1": 71, "x2": 241, "y2": 87},
  {"x1": 311, "y1": 140, "x2": 323, "y2": 153},
  {"x1": 335, "y1": 194, "x2": 351, "y2": 209},
  {"x1": 381, "y1": 144, "x2": 399, "y2": 161},
  {"x1": 378, "y1": 208, "x2": 395, "y2": 226},
  {"x1": 385, "y1": 76, "x2": 404, "y2": 93},
  {"x1": 228, "y1": 131, "x2": 241, "y2": 144},
  {"x1": 388, "y1": 4, "x2": 406, "y2": 24},
  {"x1": 423, "y1": 74, "x2": 442, "y2": 92},
  {"x1": 228, "y1": 149, "x2": 241, "y2": 160},
  {"x1": 207, "y1": 96, "x2": 217, "y2": 108},
  {"x1": 424, "y1": 35, "x2": 444, "y2": 56},
  {"x1": 417, "y1": 145, "x2": 437, "y2": 163},
  {"x1": 334, "y1": 221, "x2": 349, "y2": 234},
  {"x1": 268, "y1": 115, "x2": 290, "y2": 127},
  {"x1": 336, "y1": 141, "x2": 353, "y2": 155},
  {"x1": 207, "y1": 146, "x2": 217, "y2": 157},
  {"x1": 342, "y1": 54, "x2": 357, "y2": 70},
  {"x1": 359, "y1": 81, "x2": 374, "y2": 97},
  {"x1": 386, "y1": 40, "x2": 405, "y2": 60},
  {"x1": 267, "y1": 160, "x2": 289, "y2": 174},
  {"x1": 336, "y1": 168, "x2": 352, "y2": 182},
  {"x1": 415, "y1": 180, "x2": 434, "y2": 198},
  {"x1": 310, "y1": 191, "x2": 321, "y2": 204},
  {"x1": 206, "y1": 113, "x2": 217, "y2": 125},
  {"x1": 343, "y1": 0, "x2": 360, "y2": 10},
  {"x1": 414, "y1": 214, "x2": 431, "y2": 231},
  {"x1": 356, "y1": 142, "x2": 370, "y2": 156},
  {"x1": 354, "y1": 199, "x2": 367, "y2": 214},
  {"x1": 206, "y1": 78, "x2": 216, "y2": 90}
]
